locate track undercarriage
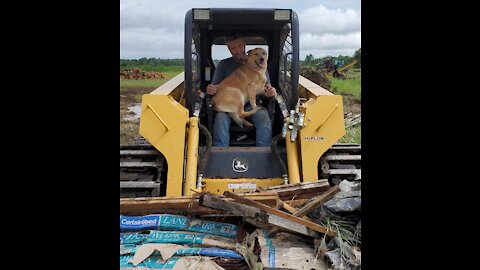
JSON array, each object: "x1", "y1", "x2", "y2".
[{"x1": 120, "y1": 138, "x2": 361, "y2": 197}]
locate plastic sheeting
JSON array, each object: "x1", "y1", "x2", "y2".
[
  {"x1": 246, "y1": 229, "x2": 328, "y2": 269},
  {"x1": 120, "y1": 214, "x2": 238, "y2": 238},
  {"x1": 323, "y1": 180, "x2": 361, "y2": 213},
  {"x1": 120, "y1": 231, "x2": 237, "y2": 250}
]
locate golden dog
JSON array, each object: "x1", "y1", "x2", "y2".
[{"x1": 213, "y1": 48, "x2": 268, "y2": 128}]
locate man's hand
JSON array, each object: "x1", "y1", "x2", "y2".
[
  {"x1": 264, "y1": 83, "x2": 277, "y2": 98},
  {"x1": 206, "y1": 84, "x2": 218, "y2": 95}
]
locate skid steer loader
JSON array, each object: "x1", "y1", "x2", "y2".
[{"x1": 119, "y1": 8, "x2": 361, "y2": 198}]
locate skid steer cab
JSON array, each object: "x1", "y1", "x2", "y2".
[{"x1": 132, "y1": 8, "x2": 347, "y2": 197}]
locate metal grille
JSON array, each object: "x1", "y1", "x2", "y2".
[
  {"x1": 191, "y1": 27, "x2": 200, "y2": 90},
  {"x1": 279, "y1": 23, "x2": 293, "y2": 107}
]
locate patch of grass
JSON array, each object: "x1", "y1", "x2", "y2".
[
  {"x1": 339, "y1": 124, "x2": 361, "y2": 144},
  {"x1": 120, "y1": 78, "x2": 169, "y2": 89},
  {"x1": 326, "y1": 69, "x2": 361, "y2": 99},
  {"x1": 156, "y1": 66, "x2": 184, "y2": 73},
  {"x1": 120, "y1": 65, "x2": 184, "y2": 73},
  {"x1": 330, "y1": 76, "x2": 361, "y2": 99}
]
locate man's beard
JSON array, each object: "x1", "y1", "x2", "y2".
[{"x1": 233, "y1": 53, "x2": 246, "y2": 62}]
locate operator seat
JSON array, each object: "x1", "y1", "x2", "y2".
[
  {"x1": 203, "y1": 56, "x2": 276, "y2": 146},
  {"x1": 206, "y1": 95, "x2": 275, "y2": 147}
]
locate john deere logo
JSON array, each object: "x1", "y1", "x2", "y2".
[{"x1": 232, "y1": 158, "x2": 248, "y2": 173}]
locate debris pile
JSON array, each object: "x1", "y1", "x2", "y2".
[
  {"x1": 121, "y1": 68, "x2": 165, "y2": 80},
  {"x1": 310, "y1": 180, "x2": 361, "y2": 270},
  {"x1": 300, "y1": 67, "x2": 331, "y2": 90},
  {"x1": 120, "y1": 179, "x2": 361, "y2": 270},
  {"x1": 344, "y1": 112, "x2": 361, "y2": 127}
]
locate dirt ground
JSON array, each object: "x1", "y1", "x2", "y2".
[
  {"x1": 120, "y1": 87, "x2": 156, "y2": 144},
  {"x1": 120, "y1": 87, "x2": 361, "y2": 144},
  {"x1": 299, "y1": 67, "x2": 361, "y2": 115},
  {"x1": 344, "y1": 95, "x2": 361, "y2": 115}
]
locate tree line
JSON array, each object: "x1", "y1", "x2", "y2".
[
  {"x1": 121, "y1": 48, "x2": 361, "y2": 71},
  {"x1": 120, "y1": 58, "x2": 184, "y2": 71},
  {"x1": 300, "y1": 48, "x2": 361, "y2": 69}
]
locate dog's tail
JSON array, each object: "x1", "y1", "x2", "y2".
[
  {"x1": 239, "y1": 106, "x2": 259, "y2": 119},
  {"x1": 229, "y1": 112, "x2": 254, "y2": 128}
]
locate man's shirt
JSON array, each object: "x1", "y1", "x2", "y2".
[{"x1": 211, "y1": 57, "x2": 270, "y2": 85}]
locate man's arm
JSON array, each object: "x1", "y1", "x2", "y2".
[
  {"x1": 211, "y1": 60, "x2": 227, "y2": 85},
  {"x1": 264, "y1": 71, "x2": 276, "y2": 98},
  {"x1": 207, "y1": 60, "x2": 227, "y2": 95}
]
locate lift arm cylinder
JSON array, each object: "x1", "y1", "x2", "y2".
[{"x1": 184, "y1": 117, "x2": 200, "y2": 195}]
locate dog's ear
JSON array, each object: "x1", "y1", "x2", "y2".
[{"x1": 247, "y1": 49, "x2": 253, "y2": 55}]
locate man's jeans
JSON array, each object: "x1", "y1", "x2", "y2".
[{"x1": 212, "y1": 104, "x2": 272, "y2": 147}]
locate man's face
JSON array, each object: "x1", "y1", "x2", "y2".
[{"x1": 227, "y1": 38, "x2": 246, "y2": 62}]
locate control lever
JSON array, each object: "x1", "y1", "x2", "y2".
[{"x1": 193, "y1": 89, "x2": 205, "y2": 117}]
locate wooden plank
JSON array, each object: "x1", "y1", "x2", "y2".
[
  {"x1": 150, "y1": 72, "x2": 184, "y2": 95},
  {"x1": 278, "y1": 200, "x2": 298, "y2": 215},
  {"x1": 280, "y1": 190, "x2": 329, "y2": 200},
  {"x1": 244, "y1": 217, "x2": 272, "y2": 231},
  {"x1": 276, "y1": 199, "x2": 313, "y2": 221},
  {"x1": 267, "y1": 214, "x2": 320, "y2": 238},
  {"x1": 294, "y1": 185, "x2": 341, "y2": 217},
  {"x1": 224, "y1": 191, "x2": 336, "y2": 237},
  {"x1": 120, "y1": 194, "x2": 279, "y2": 204},
  {"x1": 256, "y1": 186, "x2": 266, "y2": 192},
  {"x1": 199, "y1": 193, "x2": 260, "y2": 218},
  {"x1": 266, "y1": 179, "x2": 329, "y2": 191},
  {"x1": 261, "y1": 180, "x2": 331, "y2": 200},
  {"x1": 299, "y1": 75, "x2": 333, "y2": 96},
  {"x1": 120, "y1": 194, "x2": 279, "y2": 215},
  {"x1": 284, "y1": 199, "x2": 308, "y2": 207},
  {"x1": 268, "y1": 198, "x2": 314, "y2": 236},
  {"x1": 273, "y1": 185, "x2": 340, "y2": 237},
  {"x1": 120, "y1": 199, "x2": 219, "y2": 215}
]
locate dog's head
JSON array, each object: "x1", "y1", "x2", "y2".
[{"x1": 246, "y1": 48, "x2": 268, "y2": 70}]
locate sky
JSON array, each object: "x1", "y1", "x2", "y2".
[{"x1": 120, "y1": 0, "x2": 361, "y2": 60}]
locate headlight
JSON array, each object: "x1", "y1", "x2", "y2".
[
  {"x1": 274, "y1": 9, "x2": 291, "y2": 20},
  {"x1": 193, "y1": 9, "x2": 210, "y2": 20}
]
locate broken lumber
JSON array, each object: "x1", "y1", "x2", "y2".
[
  {"x1": 224, "y1": 191, "x2": 336, "y2": 237},
  {"x1": 258, "y1": 179, "x2": 331, "y2": 200},
  {"x1": 294, "y1": 185, "x2": 341, "y2": 217},
  {"x1": 267, "y1": 185, "x2": 339, "y2": 236},
  {"x1": 120, "y1": 194, "x2": 279, "y2": 215},
  {"x1": 200, "y1": 193, "x2": 320, "y2": 238},
  {"x1": 266, "y1": 179, "x2": 329, "y2": 192}
]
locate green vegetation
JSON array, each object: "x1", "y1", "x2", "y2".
[
  {"x1": 329, "y1": 71, "x2": 361, "y2": 99},
  {"x1": 299, "y1": 48, "x2": 361, "y2": 144},
  {"x1": 119, "y1": 65, "x2": 183, "y2": 73},
  {"x1": 120, "y1": 78, "x2": 169, "y2": 89},
  {"x1": 339, "y1": 124, "x2": 361, "y2": 144},
  {"x1": 120, "y1": 68, "x2": 184, "y2": 90},
  {"x1": 300, "y1": 48, "x2": 361, "y2": 69},
  {"x1": 120, "y1": 58, "x2": 184, "y2": 72}
]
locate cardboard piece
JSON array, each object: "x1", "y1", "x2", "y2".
[
  {"x1": 129, "y1": 243, "x2": 184, "y2": 266},
  {"x1": 180, "y1": 256, "x2": 226, "y2": 270}
]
